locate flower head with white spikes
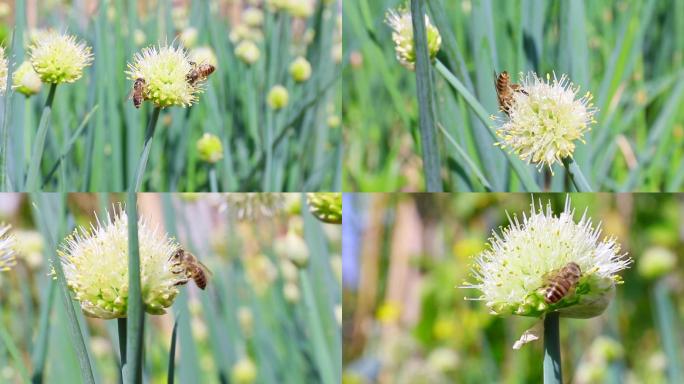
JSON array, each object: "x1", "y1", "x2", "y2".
[
  {"x1": 58, "y1": 207, "x2": 187, "y2": 319},
  {"x1": 495, "y1": 72, "x2": 597, "y2": 172},
  {"x1": 0, "y1": 224, "x2": 16, "y2": 272},
  {"x1": 385, "y1": 7, "x2": 441, "y2": 71},
  {"x1": 0, "y1": 47, "x2": 7, "y2": 94},
  {"x1": 463, "y1": 198, "x2": 630, "y2": 318},
  {"x1": 126, "y1": 43, "x2": 203, "y2": 108},
  {"x1": 28, "y1": 31, "x2": 93, "y2": 84}
]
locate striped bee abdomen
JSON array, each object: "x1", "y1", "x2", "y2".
[{"x1": 543, "y1": 262, "x2": 582, "y2": 304}]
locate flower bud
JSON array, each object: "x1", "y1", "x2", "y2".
[
  {"x1": 196, "y1": 133, "x2": 224, "y2": 164},
  {"x1": 267, "y1": 85, "x2": 289, "y2": 110},
  {"x1": 638, "y1": 246, "x2": 676, "y2": 280},
  {"x1": 235, "y1": 40, "x2": 260, "y2": 65},
  {"x1": 289, "y1": 56, "x2": 312, "y2": 83},
  {"x1": 306, "y1": 193, "x2": 342, "y2": 224},
  {"x1": 385, "y1": 8, "x2": 441, "y2": 71},
  {"x1": 231, "y1": 357, "x2": 257, "y2": 384},
  {"x1": 12, "y1": 61, "x2": 42, "y2": 97},
  {"x1": 179, "y1": 27, "x2": 198, "y2": 48}
]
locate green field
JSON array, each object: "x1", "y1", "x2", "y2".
[
  {"x1": 343, "y1": 0, "x2": 684, "y2": 192},
  {"x1": 0, "y1": 1, "x2": 341, "y2": 192},
  {"x1": 0, "y1": 193, "x2": 341, "y2": 383}
]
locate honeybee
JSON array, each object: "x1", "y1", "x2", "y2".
[
  {"x1": 186, "y1": 61, "x2": 216, "y2": 85},
  {"x1": 494, "y1": 71, "x2": 527, "y2": 116},
  {"x1": 131, "y1": 78, "x2": 146, "y2": 109},
  {"x1": 542, "y1": 262, "x2": 582, "y2": 304},
  {"x1": 171, "y1": 248, "x2": 212, "y2": 290}
]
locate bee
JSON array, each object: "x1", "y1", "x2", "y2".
[
  {"x1": 186, "y1": 61, "x2": 216, "y2": 85},
  {"x1": 131, "y1": 78, "x2": 146, "y2": 109},
  {"x1": 542, "y1": 262, "x2": 582, "y2": 304},
  {"x1": 171, "y1": 248, "x2": 212, "y2": 290},
  {"x1": 494, "y1": 71, "x2": 527, "y2": 116}
]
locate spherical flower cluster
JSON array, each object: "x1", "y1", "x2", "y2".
[
  {"x1": 0, "y1": 224, "x2": 16, "y2": 272},
  {"x1": 289, "y1": 56, "x2": 312, "y2": 83},
  {"x1": 196, "y1": 133, "x2": 224, "y2": 164},
  {"x1": 267, "y1": 85, "x2": 289, "y2": 110},
  {"x1": 385, "y1": 8, "x2": 442, "y2": 71},
  {"x1": 495, "y1": 72, "x2": 597, "y2": 171},
  {"x1": 235, "y1": 40, "x2": 261, "y2": 65},
  {"x1": 28, "y1": 31, "x2": 93, "y2": 84},
  {"x1": 126, "y1": 43, "x2": 203, "y2": 108},
  {"x1": 12, "y1": 61, "x2": 43, "y2": 96},
  {"x1": 0, "y1": 47, "x2": 7, "y2": 95},
  {"x1": 463, "y1": 198, "x2": 631, "y2": 318},
  {"x1": 179, "y1": 27, "x2": 198, "y2": 48},
  {"x1": 243, "y1": 7, "x2": 264, "y2": 27},
  {"x1": 57, "y1": 208, "x2": 187, "y2": 319},
  {"x1": 231, "y1": 357, "x2": 257, "y2": 384},
  {"x1": 307, "y1": 193, "x2": 342, "y2": 224},
  {"x1": 189, "y1": 46, "x2": 218, "y2": 68}
]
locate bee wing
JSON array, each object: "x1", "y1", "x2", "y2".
[{"x1": 197, "y1": 259, "x2": 214, "y2": 278}]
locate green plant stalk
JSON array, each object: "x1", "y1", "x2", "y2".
[
  {"x1": 653, "y1": 279, "x2": 683, "y2": 382},
  {"x1": 25, "y1": 83, "x2": 57, "y2": 191},
  {"x1": 125, "y1": 193, "x2": 144, "y2": 383},
  {"x1": 209, "y1": 165, "x2": 218, "y2": 192},
  {"x1": 0, "y1": 27, "x2": 17, "y2": 191},
  {"x1": 543, "y1": 312, "x2": 562, "y2": 384},
  {"x1": 30, "y1": 280, "x2": 56, "y2": 384},
  {"x1": 437, "y1": 123, "x2": 492, "y2": 190},
  {"x1": 0, "y1": 307, "x2": 30, "y2": 382},
  {"x1": 118, "y1": 318, "x2": 127, "y2": 376},
  {"x1": 411, "y1": 0, "x2": 443, "y2": 192},
  {"x1": 434, "y1": 60, "x2": 540, "y2": 191},
  {"x1": 131, "y1": 107, "x2": 161, "y2": 192},
  {"x1": 32, "y1": 193, "x2": 95, "y2": 383},
  {"x1": 563, "y1": 157, "x2": 593, "y2": 192},
  {"x1": 167, "y1": 316, "x2": 180, "y2": 384},
  {"x1": 300, "y1": 272, "x2": 336, "y2": 384}
]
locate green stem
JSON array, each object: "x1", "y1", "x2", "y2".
[
  {"x1": 209, "y1": 165, "x2": 218, "y2": 192},
  {"x1": 301, "y1": 272, "x2": 336, "y2": 384},
  {"x1": 563, "y1": 157, "x2": 593, "y2": 192},
  {"x1": 0, "y1": 307, "x2": 30, "y2": 383},
  {"x1": 131, "y1": 107, "x2": 161, "y2": 192},
  {"x1": 411, "y1": 0, "x2": 443, "y2": 192},
  {"x1": 125, "y1": 193, "x2": 144, "y2": 383},
  {"x1": 118, "y1": 317, "x2": 127, "y2": 376},
  {"x1": 543, "y1": 312, "x2": 562, "y2": 384},
  {"x1": 167, "y1": 316, "x2": 180, "y2": 384},
  {"x1": 434, "y1": 60, "x2": 540, "y2": 192},
  {"x1": 30, "y1": 280, "x2": 56, "y2": 384},
  {"x1": 25, "y1": 83, "x2": 57, "y2": 191},
  {"x1": 653, "y1": 279, "x2": 683, "y2": 382}
]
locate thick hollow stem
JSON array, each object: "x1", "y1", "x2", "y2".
[
  {"x1": 411, "y1": 0, "x2": 443, "y2": 192},
  {"x1": 25, "y1": 83, "x2": 57, "y2": 191},
  {"x1": 131, "y1": 107, "x2": 161, "y2": 192},
  {"x1": 563, "y1": 157, "x2": 593, "y2": 192},
  {"x1": 209, "y1": 165, "x2": 218, "y2": 192},
  {"x1": 543, "y1": 312, "x2": 562, "y2": 384},
  {"x1": 125, "y1": 193, "x2": 144, "y2": 383}
]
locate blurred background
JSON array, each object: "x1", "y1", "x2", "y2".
[
  {"x1": 342, "y1": 193, "x2": 684, "y2": 383},
  {"x1": 0, "y1": 193, "x2": 341, "y2": 383},
  {"x1": 343, "y1": 0, "x2": 684, "y2": 191},
  {"x1": 0, "y1": 0, "x2": 341, "y2": 191}
]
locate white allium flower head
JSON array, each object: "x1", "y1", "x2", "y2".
[
  {"x1": 58, "y1": 207, "x2": 186, "y2": 319},
  {"x1": 463, "y1": 197, "x2": 631, "y2": 318},
  {"x1": 385, "y1": 8, "x2": 441, "y2": 71},
  {"x1": 496, "y1": 72, "x2": 597, "y2": 172},
  {"x1": 0, "y1": 224, "x2": 16, "y2": 272},
  {"x1": 28, "y1": 30, "x2": 93, "y2": 84},
  {"x1": 126, "y1": 42, "x2": 203, "y2": 108},
  {"x1": 0, "y1": 46, "x2": 7, "y2": 95}
]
